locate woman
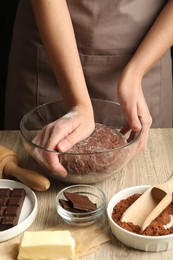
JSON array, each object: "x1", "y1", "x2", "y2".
[{"x1": 5, "y1": 0, "x2": 173, "y2": 176}]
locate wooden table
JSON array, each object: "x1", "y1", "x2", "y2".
[{"x1": 0, "y1": 129, "x2": 173, "y2": 260}]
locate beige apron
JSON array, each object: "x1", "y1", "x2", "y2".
[{"x1": 5, "y1": 0, "x2": 172, "y2": 129}]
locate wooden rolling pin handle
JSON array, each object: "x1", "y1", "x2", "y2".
[{"x1": 3, "y1": 161, "x2": 50, "y2": 191}]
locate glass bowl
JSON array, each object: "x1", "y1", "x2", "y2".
[
  {"x1": 107, "y1": 185, "x2": 173, "y2": 252},
  {"x1": 20, "y1": 99, "x2": 142, "y2": 183},
  {"x1": 56, "y1": 184, "x2": 106, "y2": 226}
]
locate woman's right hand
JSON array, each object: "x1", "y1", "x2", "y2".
[
  {"x1": 32, "y1": 104, "x2": 95, "y2": 177},
  {"x1": 31, "y1": 1, "x2": 96, "y2": 176}
]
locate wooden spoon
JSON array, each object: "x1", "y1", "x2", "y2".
[{"x1": 121, "y1": 173, "x2": 173, "y2": 232}]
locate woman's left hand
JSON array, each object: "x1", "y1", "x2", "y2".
[{"x1": 117, "y1": 68, "x2": 152, "y2": 155}]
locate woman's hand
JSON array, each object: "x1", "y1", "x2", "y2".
[
  {"x1": 117, "y1": 68, "x2": 152, "y2": 154},
  {"x1": 32, "y1": 104, "x2": 95, "y2": 177},
  {"x1": 117, "y1": 0, "x2": 173, "y2": 154},
  {"x1": 31, "y1": 0, "x2": 95, "y2": 175}
]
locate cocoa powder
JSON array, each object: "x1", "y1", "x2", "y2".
[{"x1": 112, "y1": 194, "x2": 173, "y2": 236}]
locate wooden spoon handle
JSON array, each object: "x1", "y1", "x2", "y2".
[
  {"x1": 3, "y1": 161, "x2": 50, "y2": 191},
  {"x1": 141, "y1": 193, "x2": 172, "y2": 232}
]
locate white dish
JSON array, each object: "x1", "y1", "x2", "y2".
[
  {"x1": 0, "y1": 179, "x2": 38, "y2": 242},
  {"x1": 107, "y1": 185, "x2": 173, "y2": 252}
]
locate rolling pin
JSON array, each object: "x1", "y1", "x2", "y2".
[{"x1": 0, "y1": 145, "x2": 50, "y2": 191}]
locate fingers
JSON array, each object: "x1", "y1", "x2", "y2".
[
  {"x1": 55, "y1": 111, "x2": 95, "y2": 152},
  {"x1": 126, "y1": 105, "x2": 142, "y2": 133},
  {"x1": 40, "y1": 151, "x2": 67, "y2": 177},
  {"x1": 32, "y1": 124, "x2": 69, "y2": 177},
  {"x1": 121, "y1": 103, "x2": 152, "y2": 155},
  {"x1": 117, "y1": 70, "x2": 153, "y2": 155},
  {"x1": 57, "y1": 134, "x2": 78, "y2": 152},
  {"x1": 135, "y1": 114, "x2": 152, "y2": 154},
  {"x1": 31, "y1": 107, "x2": 95, "y2": 176},
  {"x1": 57, "y1": 124, "x2": 94, "y2": 152},
  {"x1": 32, "y1": 147, "x2": 68, "y2": 177},
  {"x1": 57, "y1": 125, "x2": 80, "y2": 152}
]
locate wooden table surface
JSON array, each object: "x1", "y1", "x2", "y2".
[{"x1": 0, "y1": 129, "x2": 173, "y2": 260}]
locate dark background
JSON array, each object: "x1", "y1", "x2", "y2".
[
  {"x1": 1, "y1": 1, "x2": 173, "y2": 130},
  {"x1": 1, "y1": 1, "x2": 20, "y2": 130}
]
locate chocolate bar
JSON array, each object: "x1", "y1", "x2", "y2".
[
  {"x1": 60, "y1": 191, "x2": 97, "y2": 213},
  {"x1": 0, "y1": 188, "x2": 26, "y2": 231}
]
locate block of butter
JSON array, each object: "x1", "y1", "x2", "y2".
[{"x1": 18, "y1": 230, "x2": 75, "y2": 260}]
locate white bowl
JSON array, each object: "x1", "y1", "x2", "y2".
[
  {"x1": 107, "y1": 185, "x2": 173, "y2": 252},
  {"x1": 0, "y1": 180, "x2": 38, "y2": 242}
]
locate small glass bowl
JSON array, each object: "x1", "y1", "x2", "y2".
[{"x1": 56, "y1": 185, "x2": 106, "y2": 226}]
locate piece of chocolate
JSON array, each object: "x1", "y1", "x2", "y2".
[
  {"x1": 8, "y1": 197, "x2": 24, "y2": 207},
  {"x1": 59, "y1": 199, "x2": 72, "y2": 211},
  {"x1": 0, "y1": 188, "x2": 26, "y2": 231},
  {"x1": 0, "y1": 197, "x2": 9, "y2": 206},
  {"x1": 0, "y1": 206, "x2": 5, "y2": 217},
  {"x1": 64, "y1": 191, "x2": 97, "y2": 212},
  {"x1": 11, "y1": 188, "x2": 26, "y2": 197},
  {"x1": 59, "y1": 199, "x2": 86, "y2": 213},
  {"x1": 0, "y1": 216, "x2": 18, "y2": 231},
  {"x1": 5, "y1": 206, "x2": 20, "y2": 217},
  {"x1": 0, "y1": 189, "x2": 11, "y2": 197}
]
